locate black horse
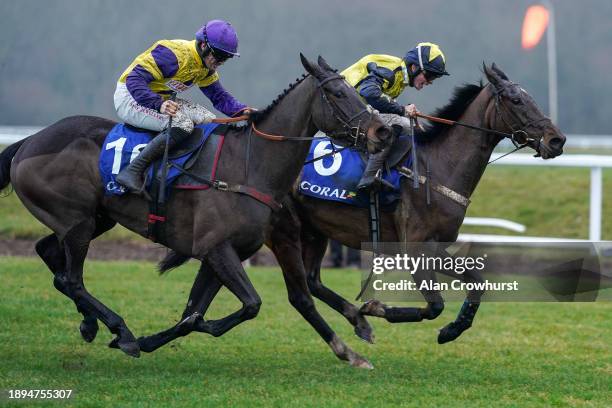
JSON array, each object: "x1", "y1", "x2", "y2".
[
  {"x1": 156, "y1": 64, "x2": 566, "y2": 369},
  {"x1": 0, "y1": 55, "x2": 392, "y2": 359}
]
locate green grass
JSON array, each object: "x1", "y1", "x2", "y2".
[
  {"x1": 464, "y1": 166, "x2": 612, "y2": 239},
  {"x1": 0, "y1": 257, "x2": 610, "y2": 407},
  {"x1": 1, "y1": 166, "x2": 611, "y2": 241}
]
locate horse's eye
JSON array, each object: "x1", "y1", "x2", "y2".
[
  {"x1": 511, "y1": 97, "x2": 521, "y2": 105},
  {"x1": 334, "y1": 91, "x2": 346, "y2": 98}
]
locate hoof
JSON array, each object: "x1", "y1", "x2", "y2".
[
  {"x1": 359, "y1": 299, "x2": 386, "y2": 317},
  {"x1": 354, "y1": 325, "x2": 375, "y2": 344},
  {"x1": 119, "y1": 341, "x2": 141, "y2": 358},
  {"x1": 108, "y1": 337, "x2": 119, "y2": 349},
  {"x1": 438, "y1": 322, "x2": 470, "y2": 344},
  {"x1": 79, "y1": 317, "x2": 99, "y2": 343},
  {"x1": 350, "y1": 355, "x2": 374, "y2": 370}
]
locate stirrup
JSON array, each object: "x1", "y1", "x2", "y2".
[{"x1": 359, "y1": 169, "x2": 394, "y2": 192}]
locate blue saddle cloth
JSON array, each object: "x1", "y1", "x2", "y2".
[
  {"x1": 99, "y1": 123, "x2": 220, "y2": 196},
  {"x1": 299, "y1": 137, "x2": 411, "y2": 209}
]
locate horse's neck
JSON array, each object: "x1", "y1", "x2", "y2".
[
  {"x1": 247, "y1": 78, "x2": 318, "y2": 195},
  {"x1": 424, "y1": 87, "x2": 501, "y2": 199}
]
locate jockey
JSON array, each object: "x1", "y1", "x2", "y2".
[
  {"x1": 114, "y1": 19, "x2": 251, "y2": 193},
  {"x1": 341, "y1": 42, "x2": 449, "y2": 190}
]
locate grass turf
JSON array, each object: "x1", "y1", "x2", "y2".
[{"x1": 0, "y1": 257, "x2": 610, "y2": 407}]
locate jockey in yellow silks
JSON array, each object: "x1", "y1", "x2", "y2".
[
  {"x1": 114, "y1": 19, "x2": 251, "y2": 194},
  {"x1": 341, "y1": 42, "x2": 449, "y2": 190}
]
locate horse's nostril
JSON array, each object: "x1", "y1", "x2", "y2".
[{"x1": 549, "y1": 136, "x2": 565, "y2": 150}]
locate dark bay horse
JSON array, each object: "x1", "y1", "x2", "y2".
[
  {"x1": 264, "y1": 63, "x2": 566, "y2": 355},
  {"x1": 0, "y1": 55, "x2": 392, "y2": 359},
  {"x1": 153, "y1": 63, "x2": 566, "y2": 369}
]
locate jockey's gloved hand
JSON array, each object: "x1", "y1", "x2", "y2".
[
  {"x1": 241, "y1": 107, "x2": 257, "y2": 117},
  {"x1": 404, "y1": 104, "x2": 420, "y2": 118},
  {"x1": 161, "y1": 100, "x2": 179, "y2": 117}
]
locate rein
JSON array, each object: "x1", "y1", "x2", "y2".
[
  {"x1": 248, "y1": 74, "x2": 372, "y2": 149},
  {"x1": 416, "y1": 83, "x2": 547, "y2": 164},
  {"x1": 416, "y1": 112, "x2": 533, "y2": 146},
  {"x1": 211, "y1": 115, "x2": 249, "y2": 123}
]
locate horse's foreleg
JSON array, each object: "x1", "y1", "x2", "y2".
[
  {"x1": 191, "y1": 241, "x2": 261, "y2": 337},
  {"x1": 436, "y1": 267, "x2": 483, "y2": 344},
  {"x1": 302, "y1": 228, "x2": 375, "y2": 343},
  {"x1": 136, "y1": 262, "x2": 222, "y2": 353},
  {"x1": 269, "y1": 232, "x2": 372, "y2": 369}
]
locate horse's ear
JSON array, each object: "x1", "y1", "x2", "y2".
[
  {"x1": 317, "y1": 55, "x2": 336, "y2": 73},
  {"x1": 301, "y1": 53, "x2": 325, "y2": 79},
  {"x1": 483, "y1": 62, "x2": 504, "y2": 89},
  {"x1": 491, "y1": 63, "x2": 509, "y2": 80}
]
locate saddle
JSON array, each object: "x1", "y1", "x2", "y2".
[{"x1": 148, "y1": 124, "x2": 228, "y2": 188}]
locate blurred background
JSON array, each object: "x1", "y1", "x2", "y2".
[
  {"x1": 0, "y1": 0, "x2": 610, "y2": 135},
  {"x1": 1, "y1": 0, "x2": 612, "y2": 255}
]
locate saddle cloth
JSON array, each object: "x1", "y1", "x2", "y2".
[
  {"x1": 299, "y1": 137, "x2": 411, "y2": 209},
  {"x1": 99, "y1": 123, "x2": 223, "y2": 196}
]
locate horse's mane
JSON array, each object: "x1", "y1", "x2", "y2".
[
  {"x1": 248, "y1": 74, "x2": 310, "y2": 125},
  {"x1": 419, "y1": 81, "x2": 485, "y2": 142}
]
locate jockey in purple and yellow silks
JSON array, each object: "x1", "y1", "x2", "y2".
[
  {"x1": 114, "y1": 19, "x2": 252, "y2": 193},
  {"x1": 341, "y1": 42, "x2": 449, "y2": 190}
]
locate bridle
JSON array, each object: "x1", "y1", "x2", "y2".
[
  {"x1": 316, "y1": 74, "x2": 372, "y2": 150},
  {"x1": 489, "y1": 82, "x2": 551, "y2": 159},
  {"x1": 249, "y1": 74, "x2": 374, "y2": 151}
]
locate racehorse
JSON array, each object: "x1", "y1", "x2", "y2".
[
  {"x1": 0, "y1": 55, "x2": 392, "y2": 359},
  {"x1": 267, "y1": 62, "x2": 566, "y2": 350},
  {"x1": 156, "y1": 63, "x2": 566, "y2": 369}
]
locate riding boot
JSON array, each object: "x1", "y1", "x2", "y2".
[
  {"x1": 357, "y1": 145, "x2": 393, "y2": 191},
  {"x1": 116, "y1": 127, "x2": 189, "y2": 193}
]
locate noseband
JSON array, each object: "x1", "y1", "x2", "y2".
[
  {"x1": 491, "y1": 83, "x2": 550, "y2": 150},
  {"x1": 316, "y1": 74, "x2": 373, "y2": 150}
]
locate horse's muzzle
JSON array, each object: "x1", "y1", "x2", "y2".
[
  {"x1": 539, "y1": 130, "x2": 566, "y2": 159},
  {"x1": 367, "y1": 124, "x2": 392, "y2": 154}
]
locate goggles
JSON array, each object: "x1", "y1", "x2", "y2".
[{"x1": 210, "y1": 47, "x2": 233, "y2": 63}]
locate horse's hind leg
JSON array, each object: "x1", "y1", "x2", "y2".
[
  {"x1": 301, "y1": 227, "x2": 374, "y2": 343},
  {"x1": 55, "y1": 219, "x2": 139, "y2": 357},
  {"x1": 36, "y1": 214, "x2": 116, "y2": 343},
  {"x1": 359, "y1": 267, "x2": 446, "y2": 324},
  {"x1": 36, "y1": 234, "x2": 98, "y2": 342}
]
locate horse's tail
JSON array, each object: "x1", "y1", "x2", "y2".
[
  {"x1": 158, "y1": 250, "x2": 191, "y2": 275},
  {"x1": 0, "y1": 138, "x2": 27, "y2": 191}
]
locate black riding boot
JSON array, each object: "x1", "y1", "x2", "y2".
[
  {"x1": 357, "y1": 145, "x2": 393, "y2": 191},
  {"x1": 116, "y1": 127, "x2": 189, "y2": 193}
]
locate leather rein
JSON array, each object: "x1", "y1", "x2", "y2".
[
  {"x1": 214, "y1": 74, "x2": 373, "y2": 150},
  {"x1": 416, "y1": 83, "x2": 548, "y2": 164}
]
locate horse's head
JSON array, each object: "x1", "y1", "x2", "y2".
[
  {"x1": 484, "y1": 63, "x2": 565, "y2": 159},
  {"x1": 300, "y1": 54, "x2": 392, "y2": 154}
]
